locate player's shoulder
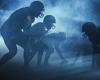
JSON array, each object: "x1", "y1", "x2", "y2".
[
  {"x1": 33, "y1": 22, "x2": 44, "y2": 28},
  {"x1": 35, "y1": 22, "x2": 44, "y2": 25}
]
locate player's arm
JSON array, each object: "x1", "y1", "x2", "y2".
[{"x1": 22, "y1": 15, "x2": 35, "y2": 35}]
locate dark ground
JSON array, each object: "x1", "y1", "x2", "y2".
[
  {"x1": 0, "y1": 36, "x2": 100, "y2": 80},
  {"x1": 0, "y1": 59, "x2": 100, "y2": 80}
]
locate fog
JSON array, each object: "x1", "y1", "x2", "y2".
[{"x1": 0, "y1": 0, "x2": 100, "y2": 67}]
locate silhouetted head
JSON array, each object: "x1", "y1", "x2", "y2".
[
  {"x1": 43, "y1": 15, "x2": 56, "y2": 30},
  {"x1": 82, "y1": 22, "x2": 96, "y2": 36},
  {"x1": 30, "y1": 1, "x2": 44, "y2": 18}
]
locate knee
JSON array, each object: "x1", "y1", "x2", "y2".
[
  {"x1": 48, "y1": 47, "x2": 54, "y2": 54},
  {"x1": 38, "y1": 50, "x2": 44, "y2": 55},
  {"x1": 45, "y1": 48, "x2": 54, "y2": 60},
  {"x1": 9, "y1": 48, "x2": 17, "y2": 57}
]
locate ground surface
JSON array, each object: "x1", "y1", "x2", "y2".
[{"x1": 0, "y1": 36, "x2": 100, "y2": 80}]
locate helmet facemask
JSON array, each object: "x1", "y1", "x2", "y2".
[{"x1": 39, "y1": 10, "x2": 44, "y2": 18}]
